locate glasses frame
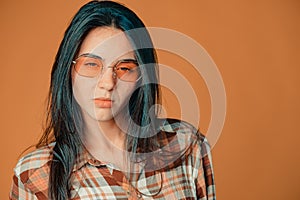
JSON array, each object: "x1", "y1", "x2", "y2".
[{"x1": 72, "y1": 53, "x2": 141, "y2": 82}]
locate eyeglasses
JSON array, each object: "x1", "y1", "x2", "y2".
[{"x1": 72, "y1": 54, "x2": 141, "y2": 82}]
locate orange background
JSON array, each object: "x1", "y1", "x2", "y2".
[{"x1": 1, "y1": 0, "x2": 299, "y2": 199}]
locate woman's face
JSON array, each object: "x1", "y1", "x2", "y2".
[{"x1": 72, "y1": 27, "x2": 138, "y2": 122}]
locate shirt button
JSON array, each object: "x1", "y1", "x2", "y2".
[
  {"x1": 137, "y1": 193, "x2": 142, "y2": 199},
  {"x1": 158, "y1": 149, "x2": 163, "y2": 154},
  {"x1": 88, "y1": 159, "x2": 101, "y2": 166}
]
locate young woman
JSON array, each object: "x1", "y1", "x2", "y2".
[{"x1": 10, "y1": 1, "x2": 215, "y2": 199}]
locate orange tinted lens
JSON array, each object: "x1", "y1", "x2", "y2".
[
  {"x1": 115, "y1": 61, "x2": 139, "y2": 81},
  {"x1": 75, "y1": 56, "x2": 102, "y2": 77}
]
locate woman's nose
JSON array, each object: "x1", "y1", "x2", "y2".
[{"x1": 97, "y1": 68, "x2": 116, "y2": 91}]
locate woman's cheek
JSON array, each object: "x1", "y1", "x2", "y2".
[
  {"x1": 73, "y1": 75, "x2": 97, "y2": 113},
  {"x1": 112, "y1": 82, "x2": 136, "y2": 113}
]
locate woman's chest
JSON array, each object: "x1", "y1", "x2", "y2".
[{"x1": 69, "y1": 165, "x2": 197, "y2": 200}]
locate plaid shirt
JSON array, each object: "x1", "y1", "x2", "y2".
[{"x1": 10, "y1": 119, "x2": 216, "y2": 199}]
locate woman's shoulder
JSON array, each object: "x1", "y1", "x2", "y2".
[
  {"x1": 148, "y1": 118, "x2": 212, "y2": 171},
  {"x1": 158, "y1": 118, "x2": 211, "y2": 158},
  {"x1": 13, "y1": 142, "x2": 55, "y2": 182},
  {"x1": 157, "y1": 118, "x2": 206, "y2": 142},
  {"x1": 156, "y1": 118, "x2": 210, "y2": 156}
]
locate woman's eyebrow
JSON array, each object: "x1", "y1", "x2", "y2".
[
  {"x1": 79, "y1": 53, "x2": 103, "y2": 60},
  {"x1": 117, "y1": 53, "x2": 137, "y2": 60}
]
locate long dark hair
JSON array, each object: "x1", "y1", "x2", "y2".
[{"x1": 36, "y1": 1, "x2": 160, "y2": 199}]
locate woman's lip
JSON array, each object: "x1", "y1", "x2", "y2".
[{"x1": 94, "y1": 98, "x2": 113, "y2": 108}]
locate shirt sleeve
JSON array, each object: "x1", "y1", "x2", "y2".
[
  {"x1": 195, "y1": 137, "x2": 216, "y2": 200},
  {"x1": 10, "y1": 173, "x2": 37, "y2": 200}
]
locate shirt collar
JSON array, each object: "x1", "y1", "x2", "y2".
[{"x1": 72, "y1": 145, "x2": 104, "y2": 172}]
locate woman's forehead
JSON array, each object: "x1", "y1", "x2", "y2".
[{"x1": 78, "y1": 27, "x2": 135, "y2": 61}]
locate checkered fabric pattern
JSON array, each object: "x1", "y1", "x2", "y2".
[{"x1": 10, "y1": 119, "x2": 216, "y2": 199}]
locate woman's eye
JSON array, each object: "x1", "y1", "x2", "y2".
[
  {"x1": 119, "y1": 67, "x2": 131, "y2": 71},
  {"x1": 116, "y1": 61, "x2": 137, "y2": 72},
  {"x1": 84, "y1": 62, "x2": 98, "y2": 67}
]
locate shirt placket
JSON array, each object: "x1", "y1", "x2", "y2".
[{"x1": 111, "y1": 168, "x2": 143, "y2": 199}]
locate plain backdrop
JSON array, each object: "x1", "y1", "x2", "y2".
[{"x1": 1, "y1": 0, "x2": 299, "y2": 199}]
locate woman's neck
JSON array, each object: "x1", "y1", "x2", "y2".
[{"x1": 80, "y1": 111, "x2": 127, "y2": 168}]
